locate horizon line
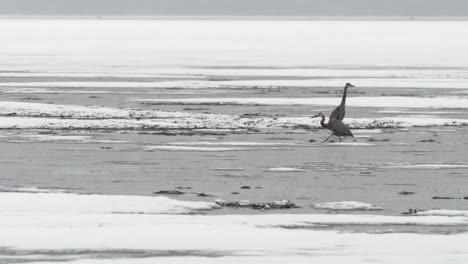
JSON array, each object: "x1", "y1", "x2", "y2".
[{"x1": 1, "y1": 15, "x2": 468, "y2": 21}]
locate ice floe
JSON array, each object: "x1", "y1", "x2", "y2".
[
  {"x1": 314, "y1": 201, "x2": 383, "y2": 211},
  {"x1": 1, "y1": 202, "x2": 468, "y2": 264},
  {"x1": 0, "y1": 191, "x2": 220, "y2": 214},
  {"x1": 1, "y1": 213, "x2": 468, "y2": 264}
]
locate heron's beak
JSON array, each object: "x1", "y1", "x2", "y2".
[
  {"x1": 311, "y1": 114, "x2": 320, "y2": 118},
  {"x1": 349, "y1": 84, "x2": 355, "y2": 87}
]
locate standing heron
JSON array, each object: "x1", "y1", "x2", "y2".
[
  {"x1": 329, "y1": 83, "x2": 355, "y2": 121},
  {"x1": 311, "y1": 113, "x2": 354, "y2": 143}
]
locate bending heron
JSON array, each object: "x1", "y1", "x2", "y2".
[
  {"x1": 329, "y1": 83, "x2": 355, "y2": 121},
  {"x1": 311, "y1": 113, "x2": 354, "y2": 143}
]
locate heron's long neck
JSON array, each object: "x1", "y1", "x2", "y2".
[
  {"x1": 320, "y1": 116, "x2": 328, "y2": 129},
  {"x1": 340, "y1": 86, "x2": 348, "y2": 106}
]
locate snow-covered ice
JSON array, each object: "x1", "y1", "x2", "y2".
[
  {"x1": 384, "y1": 164, "x2": 468, "y2": 169},
  {"x1": 266, "y1": 167, "x2": 306, "y2": 172},
  {"x1": 1, "y1": 189, "x2": 468, "y2": 263},
  {"x1": 0, "y1": 191, "x2": 220, "y2": 214},
  {"x1": 4, "y1": 78, "x2": 468, "y2": 89},
  {"x1": 144, "y1": 146, "x2": 248, "y2": 152},
  {"x1": 417, "y1": 210, "x2": 468, "y2": 217},
  {"x1": 166, "y1": 141, "x2": 298, "y2": 146},
  {"x1": 314, "y1": 201, "x2": 383, "y2": 211},
  {"x1": 134, "y1": 96, "x2": 468, "y2": 109},
  {"x1": 1, "y1": 102, "x2": 468, "y2": 132},
  {"x1": 323, "y1": 142, "x2": 376, "y2": 146},
  {"x1": 2, "y1": 18, "x2": 468, "y2": 263}
]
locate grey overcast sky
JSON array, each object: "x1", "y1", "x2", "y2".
[{"x1": 0, "y1": 0, "x2": 467, "y2": 16}]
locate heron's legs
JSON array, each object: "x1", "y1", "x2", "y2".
[
  {"x1": 339, "y1": 136, "x2": 342, "y2": 142},
  {"x1": 322, "y1": 133, "x2": 334, "y2": 143}
]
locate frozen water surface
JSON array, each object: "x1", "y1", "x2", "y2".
[{"x1": 1, "y1": 18, "x2": 468, "y2": 263}]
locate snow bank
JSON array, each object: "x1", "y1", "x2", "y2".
[{"x1": 314, "y1": 201, "x2": 383, "y2": 211}]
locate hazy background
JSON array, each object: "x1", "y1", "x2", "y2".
[{"x1": 0, "y1": 0, "x2": 467, "y2": 17}]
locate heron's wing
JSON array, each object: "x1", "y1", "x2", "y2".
[
  {"x1": 329, "y1": 105, "x2": 345, "y2": 121},
  {"x1": 328, "y1": 119, "x2": 353, "y2": 137}
]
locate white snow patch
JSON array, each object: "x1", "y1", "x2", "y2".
[
  {"x1": 0, "y1": 101, "x2": 166, "y2": 119},
  {"x1": 314, "y1": 201, "x2": 383, "y2": 211},
  {"x1": 22, "y1": 135, "x2": 92, "y2": 142},
  {"x1": 417, "y1": 210, "x2": 468, "y2": 217},
  {"x1": 0, "y1": 192, "x2": 219, "y2": 214},
  {"x1": 266, "y1": 167, "x2": 306, "y2": 172},
  {"x1": 133, "y1": 96, "x2": 468, "y2": 109},
  {"x1": 1, "y1": 210, "x2": 468, "y2": 264},
  {"x1": 1, "y1": 102, "x2": 468, "y2": 131},
  {"x1": 392, "y1": 143, "x2": 410, "y2": 146},
  {"x1": 0, "y1": 185, "x2": 67, "y2": 193},
  {"x1": 167, "y1": 141, "x2": 297, "y2": 146},
  {"x1": 385, "y1": 164, "x2": 468, "y2": 169},
  {"x1": 0, "y1": 81, "x2": 217, "y2": 89},
  {"x1": 377, "y1": 110, "x2": 463, "y2": 114},
  {"x1": 428, "y1": 129, "x2": 457, "y2": 132},
  {"x1": 23, "y1": 78, "x2": 468, "y2": 90},
  {"x1": 325, "y1": 142, "x2": 376, "y2": 146},
  {"x1": 212, "y1": 168, "x2": 244, "y2": 171},
  {"x1": 208, "y1": 78, "x2": 468, "y2": 89},
  {"x1": 18, "y1": 134, "x2": 128, "y2": 143},
  {"x1": 144, "y1": 146, "x2": 248, "y2": 152},
  {"x1": 352, "y1": 129, "x2": 383, "y2": 134}
]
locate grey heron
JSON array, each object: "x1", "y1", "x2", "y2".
[
  {"x1": 329, "y1": 83, "x2": 355, "y2": 121},
  {"x1": 311, "y1": 113, "x2": 354, "y2": 143}
]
